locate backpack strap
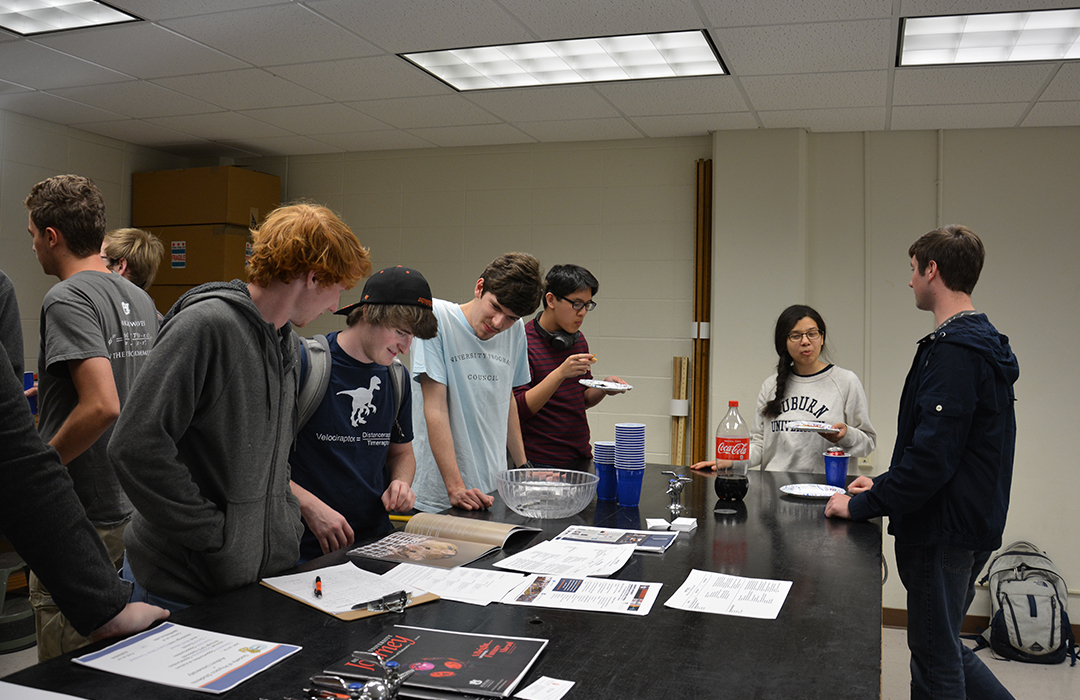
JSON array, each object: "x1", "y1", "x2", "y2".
[
  {"x1": 388, "y1": 358, "x2": 407, "y2": 442},
  {"x1": 297, "y1": 334, "x2": 331, "y2": 430}
]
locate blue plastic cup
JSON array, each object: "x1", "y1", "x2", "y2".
[
  {"x1": 823, "y1": 451, "x2": 850, "y2": 489},
  {"x1": 615, "y1": 466, "x2": 645, "y2": 507},
  {"x1": 24, "y1": 371, "x2": 36, "y2": 415},
  {"x1": 595, "y1": 462, "x2": 617, "y2": 501}
]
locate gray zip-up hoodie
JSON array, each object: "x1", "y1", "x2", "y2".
[{"x1": 109, "y1": 280, "x2": 304, "y2": 604}]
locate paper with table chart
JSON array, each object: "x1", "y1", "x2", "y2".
[
  {"x1": 71, "y1": 622, "x2": 300, "y2": 694},
  {"x1": 380, "y1": 562, "x2": 527, "y2": 605},
  {"x1": 0, "y1": 682, "x2": 85, "y2": 700},
  {"x1": 501, "y1": 574, "x2": 661, "y2": 616},
  {"x1": 664, "y1": 569, "x2": 792, "y2": 619},
  {"x1": 492, "y1": 540, "x2": 637, "y2": 577}
]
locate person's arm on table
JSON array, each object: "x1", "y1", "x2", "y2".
[
  {"x1": 419, "y1": 375, "x2": 493, "y2": 510},
  {"x1": 383, "y1": 441, "x2": 417, "y2": 513},
  {"x1": 48, "y1": 356, "x2": 120, "y2": 464},
  {"x1": 507, "y1": 396, "x2": 527, "y2": 468},
  {"x1": 290, "y1": 479, "x2": 354, "y2": 555}
]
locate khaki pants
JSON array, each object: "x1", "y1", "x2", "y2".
[{"x1": 29, "y1": 520, "x2": 127, "y2": 662}]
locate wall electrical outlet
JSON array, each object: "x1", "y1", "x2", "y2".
[{"x1": 857, "y1": 455, "x2": 873, "y2": 470}]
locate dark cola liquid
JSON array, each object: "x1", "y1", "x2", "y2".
[{"x1": 714, "y1": 475, "x2": 749, "y2": 501}]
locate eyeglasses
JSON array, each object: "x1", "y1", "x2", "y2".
[
  {"x1": 558, "y1": 295, "x2": 597, "y2": 312},
  {"x1": 787, "y1": 329, "x2": 821, "y2": 342}
]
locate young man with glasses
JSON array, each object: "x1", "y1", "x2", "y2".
[{"x1": 513, "y1": 264, "x2": 628, "y2": 471}]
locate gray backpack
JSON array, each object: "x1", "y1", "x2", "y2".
[
  {"x1": 977, "y1": 541, "x2": 1077, "y2": 665},
  {"x1": 297, "y1": 334, "x2": 407, "y2": 439}
]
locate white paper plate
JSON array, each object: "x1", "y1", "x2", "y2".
[
  {"x1": 787, "y1": 420, "x2": 840, "y2": 434},
  {"x1": 581, "y1": 379, "x2": 632, "y2": 392},
  {"x1": 779, "y1": 483, "x2": 845, "y2": 499}
]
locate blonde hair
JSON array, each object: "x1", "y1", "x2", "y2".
[
  {"x1": 102, "y1": 228, "x2": 165, "y2": 289},
  {"x1": 246, "y1": 202, "x2": 370, "y2": 288}
]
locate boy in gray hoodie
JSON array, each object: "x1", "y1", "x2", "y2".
[{"x1": 109, "y1": 203, "x2": 370, "y2": 609}]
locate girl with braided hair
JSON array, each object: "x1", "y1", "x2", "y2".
[{"x1": 692, "y1": 305, "x2": 876, "y2": 474}]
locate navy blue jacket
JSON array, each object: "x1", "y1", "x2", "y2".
[{"x1": 848, "y1": 313, "x2": 1018, "y2": 551}]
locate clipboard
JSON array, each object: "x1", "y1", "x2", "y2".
[{"x1": 260, "y1": 562, "x2": 440, "y2": 620}]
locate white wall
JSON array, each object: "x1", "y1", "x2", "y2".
[
  {"x1": 710, "y1": 126, "x2": 1080, "y2": 615},
  {"x1": 0, "y1": 109, "x2": 189, "y2": 369},
  {"x1": 239, "y1": 137, "x2": 712, "y2": 459}
]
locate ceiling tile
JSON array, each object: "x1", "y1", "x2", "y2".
[
  {"x1": 152, "y1": 69, "x2": 327, "y2": 110},
  {"x1": 240, "y1": 103, "x2": 390, "y2": 134},
  {"x1": 760, "y1": 106, "x2": 887, "y2": 131},
  {"x1": 630, "y1": 112, "x2": 758, "y2": 137},
  {"x1": 900, "y1": 0, "x2": 1080, "y2": 18},
  {"x1": 596, "y1": 77, "x2": 748, "y2": 115},
  {"x1": 49, "y1": 81, "x2": 220, "y2": 119},
  {"x1": 892, "y1": 64, "x2": 1055, "y2": 105},
  {"x1": 109, "y1": 1, "x2": 287, "y2": 21},
  {"x1": 33, "y1": 23, "x2": 246, "y2": 79},
  {"x1": 161, "y1": 4, "x2": 380, "y2": 65},
  {"x1": 714, "y1": 20, "x2": 894, "y2": 75},
  {"x1": 67, "y1": 118, "x2": 200, "y2": 146},
  {"x1": 219, "y1": 135, "x2": 345, "y2": 157},
  {"x1": 147, "y1": 111, "x2": 293, "y2": 140},
  {"x1": 516, "y1": 118, "x2": 644, "y2": 142},
  {"x1": 700, "y1": 0, "x2": 894, "y2": 26},
  {"x1": 468, "y1": 86, "x2": 621, "y2": 122},
  {"x1": 1041, "y1": 63, "x2": 1080, "y2": 101},
  {"x1": 0, "y1": 42, "x2": 129, "y2": 90},
  {"x1": 406, "y1": 123, "x2": 536, "y2": 148},
  {"x1": 272, "y1": 56, "x2": 449, "y2": 102},
  {"x1": 1023, "y1": 101, "x2": 1080, "y2": 127},
  {"x1": 497, "y1": 0, "x2": 704, "y2": 39},
  {"x1": 0, "y1": 91, "x2": 122, "y2": 123},
  {"x1": 742, "y1": 71, "x2": 887, "y2": 110},
  {"x1": 890, "y1": 103, "x2": 1027, "y2": 130},
  {"x1": 352, "y1": 95, "x2": 500, "y2": 129},
  {"x1": 312, "y1": 130, "x2": 438, "y2": 151},
  {"x1": 309, "y1": 0, "x2": 533, "y2": 53}
]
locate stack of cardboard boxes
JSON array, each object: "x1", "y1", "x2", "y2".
[{"x1": 131, "y1": 166, "x2": 281, "y2": 313}]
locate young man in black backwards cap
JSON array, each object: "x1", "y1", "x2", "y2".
[{"x1": 289, "y1": 266, "x2": 438, "y2": 562}]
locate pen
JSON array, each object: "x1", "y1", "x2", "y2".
[
  {"x1": 388, "y1": 514, "x2": 413, "y2": 522},
  {"x1": 314, "y1": 576, "x2": 322, "y2": 598}
]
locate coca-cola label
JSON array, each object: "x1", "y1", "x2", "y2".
[{"x1": 716, "y1": 437, "x2": 749, "y2": 460}]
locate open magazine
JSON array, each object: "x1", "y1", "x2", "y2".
[
  {"x1": 348, "y1": 513, "x2": 539, "y2": 569},
  {"x1": 324, "y1": 625, "x2": 547, "y2": 698}
]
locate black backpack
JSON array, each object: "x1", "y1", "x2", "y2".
[
  {"x1": 977, "y1": 541, "x2": 1078, "y2": 666},
  {"x1": 297, "y1": 334, "x2": 407, "y2": 439}
]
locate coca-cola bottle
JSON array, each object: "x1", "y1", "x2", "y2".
[{"x1": 714, "y1": 400, "x2": 750, "y2": 501}]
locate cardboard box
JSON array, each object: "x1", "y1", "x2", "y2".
[
  {"x1": 148, "y1": 225, "x2": 250, "y2": 287},
  {"x1": 132, "y1": 166, "x2": 280, "y2": 228}
]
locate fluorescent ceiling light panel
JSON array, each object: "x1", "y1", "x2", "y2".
[
  {"x1": 0, "y1": 0, "x2": 138, "y2": 36},
  {"x1": 900, "y1": 8, "x2": 1080, "y2": 66},
  {"x1": 402, "y1": 30, "x2": 724, "y2": 91}
]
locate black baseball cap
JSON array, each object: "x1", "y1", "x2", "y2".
[{"x1": 335, "y1": 265, "x2": 433, "y2": 316}]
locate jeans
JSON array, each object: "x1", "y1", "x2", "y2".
[
  {"x1": 121, "y1": 557, "x2": 190, "y2": 614},
  {"x1": 895, "y1": 542, "x2": 1016, "y2": 700}
]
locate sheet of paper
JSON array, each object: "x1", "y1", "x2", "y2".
[
  {"x1": 493, "y1": 540, "x2": 636, "y2": 577},
  {"x1": 381, "y1": 563, "x2": 527, "y2": 605},
  {"x1": 262, "y1": 562, "x2": 420, "y2": 614},
  {"x1": 664, "y1": 569, "x2": 792, "y2": 619},
  {"x1": 501, "y1": 574, "x2": 661, "y2": 616},
  {"x1": 552, "y1": 525, "x2": 678, "y2": 552},
  {"x1": 71, "y1": 622, "x2": 300, "y2": 694},
  {"x1": 515, "y1": 676, "x2": 576, "y2": 700}
]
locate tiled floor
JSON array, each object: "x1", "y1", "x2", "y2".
[
  {"x1": 3, "y1": 628, "x2": 1078, "y2": 696},
  {"x1": 882, "y1": 626, "x2": 1079, "y2": 699}
]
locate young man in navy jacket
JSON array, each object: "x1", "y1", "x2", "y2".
[{"x1": 826, "y1": 225, "x2": 1018, "y2": 699}]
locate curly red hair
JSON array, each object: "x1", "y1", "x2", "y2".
[{"x1": 246, "y1": 203, "x2": 370, "y2": 288}]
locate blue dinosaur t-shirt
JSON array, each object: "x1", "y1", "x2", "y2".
[{"x1": 289, "y1": 331, "x2": 413, "y2": 562}]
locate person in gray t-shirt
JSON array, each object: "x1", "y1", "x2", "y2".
[{"x1": 25, "y1": 174, "x2": 159, "y2": 661}]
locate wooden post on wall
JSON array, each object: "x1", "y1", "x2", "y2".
[
  {"x1": 670, "y1": 356, "x2": 689, "y2": 465},
  {"x1": 690, "y1": 159, "x2": 713, "y2": 465}
]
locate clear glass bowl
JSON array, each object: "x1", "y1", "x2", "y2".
[{"x1": 496, "y1": 468, "x2": 598, "y2": 519}]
